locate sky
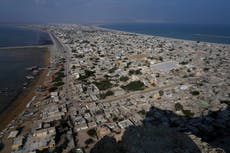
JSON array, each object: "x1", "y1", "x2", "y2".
[{"x1": 0, "y1": 0, "x2": 230, "y2": 25}]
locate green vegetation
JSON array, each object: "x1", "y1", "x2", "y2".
[
  {"x1": 52, "y1": 77, "x2": 62, "y2": 83},
  {"x1": 199, "y1": 101, "x2": 210, "y2": 108},
  {"x1": 60, "y1": 58, "x2": 66, "y2": 63},
  {"x1": 191, "y1": 91, "x2": 200, "y2": 96},
  {"x1": 182, "y1": 110, "x2": 195, "y2": 117},
  {"x1": 138, "y1": 110, "x2": 146, "y2": 116},
  {"x1": 159, "y1": 90, "x2": 164, "y2": 96},
  {"x1": 128, "y1": 69, "x2": 142, "y2": 75},
  {"x1": 220, "y1": 100, "x2": 230, "y2": 106},
  {"x1": 128, "y1": 70, "x2": 135, "y2": 75},
  {"x1": 54, "y1": 81, "x2": 65, "y2": 87},
  {"x1": 78, "y1": 70, "x2": 95, "y2": 80},
  {"x1": 100, "y1": 91, "x2": 114, "y2": 99},
  {"x1": 75, "y1": 54, "x2": 84, "y2": 58},
  {"x1": 119, "y1": 76, "x2": 129, "y2": 82},
  {"x1": 179, "y1": 61, "x2": 189, "y2": 65},
  {"x1": 53, "y1": 71, "x2": 65, "y2": 83},
  {"x1": 175, "y1": 103, "x2": 183, "y2": 111},
  {"x1": 85, "y1": 138, "x2": 94, "y2": 145},
  {"x1": 104, "y1": 74, "x2": 110, "y2": 78},
  {"x1": 159, "y1": 56, "x2": 163, "y2": 61},
  {"x1": 71, "y1": 65, "x2": 76, "y2": 70},
  {"x1": 49, "y1": 86, "x2": 58, "y2": 92},
  {"x1": 174, "y1": 103, "x2": 194, "y2": 117},
  {"x1": 52, "y1": 70, "x2": 65, "y2": 87},
  {"x1": 121, "y1": 81, "x2": 145, "y2": 91},
  {"x1": 203, "y1": 67, "x2": 210, "y2": 72},
  {"x1": 109, "y1": 67, "x2": 118, "y2": 73},
  {"x1": 87, "y1": 128, "x2": 97, "y2": 138},
  {"x1": 93, "y1": 80, "x2": 113, "y2": 90},
  {"x1": 55, "y1": 71, "x2": 65, "y2": 78},
  {"x1": 125, "y1": 62, "x2": 132, "y2": 68}
]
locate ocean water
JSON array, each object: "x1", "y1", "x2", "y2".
[
  {"x1": 101, "y1": 23, "x2": 230, "y2": 44},
  {"x1": 0, "y1": 25, "x2": 52, "y2": 47},
  {"x1": 0, "y1": 49, "x2": 47, "y2": 112},
  {"x1": 0, "y1": 25, "x2": 51, "y2": 113}
]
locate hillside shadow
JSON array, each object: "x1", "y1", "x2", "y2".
[{"x1": 91, "y1": 106, "x2": 230, "y2": 153}]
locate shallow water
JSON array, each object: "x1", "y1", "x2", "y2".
[
  {"x1": 0, "y1": 48, "x2": 47, "y2": 112},
  {"x1": 0, "y1": 25, "x2": 51, "y2": 113}
]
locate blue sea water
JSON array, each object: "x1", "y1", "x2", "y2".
[
  {"x1": 0, "y1": 25, "x2": 51, "y2": 113},
  {"x1": 101, "y1": 23, "x2": 230, "y2": 44},
  {"x1": 0, "y1": 25, "x2": 52, "y2": 47}
]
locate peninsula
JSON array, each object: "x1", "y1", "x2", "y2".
[{"x1": 0, "y1": 24, "x2": 229, "y2": 153}]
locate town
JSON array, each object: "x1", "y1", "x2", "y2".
[{"x1": 0, "y1": 24, "x2": 230, "y2": 153}]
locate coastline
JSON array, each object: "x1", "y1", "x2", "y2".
[
  {"x1": 98, "y1": 26, "x2": 230, "y2": 46},
  {"x1": 0, "y1": 44, "x2": 52, "y2": 50},
  {"x1": 0, "y1": 46, "x2": 50, "y2": 131}
]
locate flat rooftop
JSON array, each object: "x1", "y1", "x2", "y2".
[{"x1": 150, "y1": 61, "x2": 178, "y2": 73}]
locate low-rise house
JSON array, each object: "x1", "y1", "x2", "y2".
[
  {"x1": 83, "y1": 112, "x2": 91, "y2": 119},
  {"x1": 24, "y1": 127, "x2": 56, "y2": 152},
  {"x1": 75, "y1": 123, "x2": 88, "y2": 131},
  {"x1": 42, "y1": 104, "x2": 65, "y2": 123},
  {"x1": 118, "y1": 119, "x2": 133, "y2": 129},
  {"x1": 25, "y1": 135, "x2": 55, "y2": 152},
  {"x1": 50, "y1": 92, "x2": 58, "y2": 98},
  {"x1": 8, "y1": 130, "x2": 19, "y2": 139},
  {"x1": 12, "y1": 136, "x2": 25, "y2": 151},
  {"x1": 87, "y1": 121, "x2": 97, "y2": 128},
  {"x1": 130, "y1": 114, "x2": 143, "y2": 126},
  {"x1": 95, "y1": 115, "x2": 107, "y2": 124},
  {"x1": 32, "y1": 127, "x2": 56, "y2": 137}
]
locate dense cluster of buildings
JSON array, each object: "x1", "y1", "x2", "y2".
[
  {"x1": 0, "y1": 24, "x2": 229, "y2": 153},
  {"x1": 49, "y1": 25, "x2": 229, "y2": 152}
]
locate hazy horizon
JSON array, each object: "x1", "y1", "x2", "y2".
[{"x1": 0, "y1": 0, "x2": 230, "y2": 25}]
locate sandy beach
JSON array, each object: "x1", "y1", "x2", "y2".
[{"x1": 0, "y1": 47, "x2": 50, "y2": 131}]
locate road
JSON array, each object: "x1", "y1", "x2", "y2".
[
  {"x1": 101, "y1": 78, "x2": 198, "y2": 103},
  {"x1": 49, "y1": 33, "x2": 71, "y2": 104}
]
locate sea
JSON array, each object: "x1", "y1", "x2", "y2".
[
  {"x1": 0, "y1": 25, "x2": 52, "y2": 113},
  {"x1": 101, "y1": 23, "x2": 230, "y2": 44}
]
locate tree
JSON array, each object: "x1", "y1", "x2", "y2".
[
  {"x1": 54, "y1": 81, "x2": 64, "y2": 87},
  {"x1": 128, "y1": 69, "x2": 142, "y2": 76},
  {"x1": 49, "y1": 87, "x2": 58, "y2": 92},
  {"x1": 191, "y1": 91, "x2": 200, "y2": 96},
  {"x1": 93, "y1": 80, "x2": 113, "y2": 90},
  {"x1": 71, "y1": 65, "x2": 76, "y2": 70},
  {"x1": 182, "y1": 110, "x2": 195, "y2": 117},
  {"x1": 122, "y1": 81, "x2": 145, "y2": 91},
  {"x1": 175, "y1": 103, "x2": 183, "y2": 111},
  {"x1": 119, "y1": 76, "x2": 129, "y2": 82},
  {"x1": 85, "y1": 138, "x2": 94, "y2": 145},
  {"x1": 109, "y1": 67, "x2": 118, "y2": 73},
  {"x1": 100, "y1": 91, "x2": 114, "y2": 99},
  {"x1": 138, "y1": 110, "x2": 146, "y2": 116},
  {"x1": 87, "y1": 129, "x2": 97, "y2": 138},
  {"x1": 159, "y1": 90, "x2": 164, "y2": 96}
]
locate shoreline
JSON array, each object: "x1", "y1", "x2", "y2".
[
  {"x1": 97, "y1": 26, "x2": 230, "y2": 46},
  {"x1": 0, "y1": 47, "x2": 50, "y2": 131},
  {"x1": 0, "y1": 44, "x2": 52, "y2": 50}
]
